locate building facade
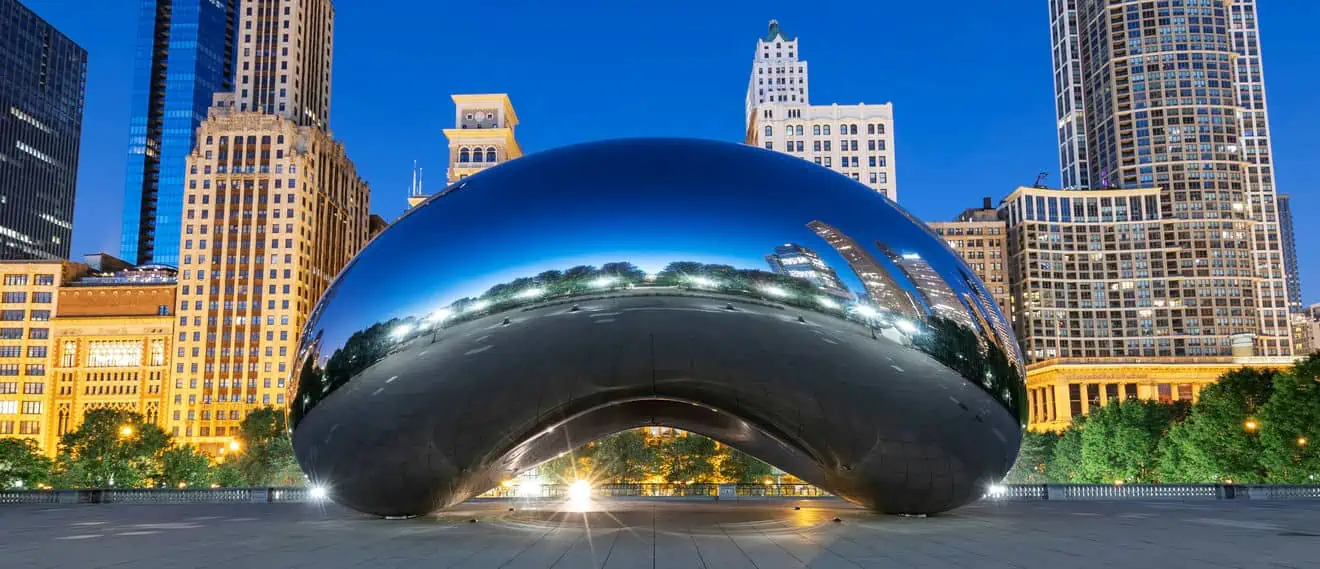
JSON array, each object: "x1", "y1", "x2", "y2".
[
  {"x1": 171, "y1": 0, "x2": 370, "y2": 452},
  {"x1": 121, "y1": 0, "x2": 238, "y2": 266},
  {"x1": 1052, "y1": 0, "x2": 1291, "y2": 357},
  {"x1": 1301, "y1": 303, "x2": 1320, "y2": 356},
  {"x1": 764, "y1": 243, "x2": 851, "y2": 301},
  {"x1": 0, "y1": 0, "x2": 86, "y2": 260},
  {"x1": 807, "y1": 221, "x2": 918, "y2": 318},
  {"x1": 1277, "y1": 193, "x2": 1301, "y2": 314},
  {"x1": 926, "y1": 199, "x2": 1011, "y2": 325},
  {"x1": 743, "y1": 21, "x2": 897, "y2": 201},
  {"x1": 408, "y1": 94, "x2": 522, "y2": 208},
  {"x1": 1025, "y1": 356, "x2": 1296, "y2": 432},
  {"x1": 45, "y1": 265, "x2": 177, "y2": 453},
  {"x1": 0, "y1": 260, "x2": 86, "y2": 448}
]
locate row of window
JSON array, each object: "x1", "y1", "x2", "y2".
[
  {"x1": 0, "y1": 328, "x2": 48, "y2": 339},
  {"x1": 2, "y1": 274, "x2": 56, "y2": 286},
  {"x1": 0, "y1": 420, "x2": 40, "y2": 435},
  {"x1": 769, "y1": 139, "x2": 889, "y2": 154},
  {"x1": 0, "y1": 364, "x2": 44, "y2": 376},
  {"x1": 766, "y1": 123, "x2": 887, "y2": 137},
  {"x1": 0, "y1": 400, "x2": 41, "y2": 414},
  {"x1": 0, "y1": 382, "x2": 42, "y2": 394},
  {"x1": 0, "y1": 292, "x2": 51, "y2": 303},
  {"x1": 0, "y1": 346, "x2": 44, "y2": 358},
  {"x1": 0, "y1": 310, "x2": 50, "y2": 321}
]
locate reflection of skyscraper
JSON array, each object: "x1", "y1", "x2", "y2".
[
  {"x1": 807, "y1": 221, "x2": 917, "y2": 317},
  {"x1": 954, "y1": 267, "x2": 1018, "y2": 359},
  {"x1": 876, "y1": 242, "x2": 973, "y2": 329},
  {"x1": 765, "y1": 243, "x2": 851, "y2": 300}
]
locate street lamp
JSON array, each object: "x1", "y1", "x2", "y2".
[
  {"x1": 228, "y1": 440, "x2": 241, "y2": 452},
  {"x1": 119, "y1": 425, "x2": 134, "y2": 438},
  {"x1": 1298, "y1": 437, "x2": 1308, "y2": 447},
  {"x1": 1243, "y1": 419, "x2": 1259, "y2": 432}
]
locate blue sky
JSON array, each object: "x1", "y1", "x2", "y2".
[{"x1": 27, "y1": 0, "x2": 1320, "y2": 303}]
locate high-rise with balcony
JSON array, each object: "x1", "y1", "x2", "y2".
[
  {"x1": 0, "y1": 0, "x2": 86, "y2": 260},
  {"x1": 121, "y1": 0, "x2": 238, "y2": 266},
  {"x1": 1276, "y1": 193, "x2": 1301, "y2": 314},
  {"x1": 743, "y1": 21, "x2": 898, "y2": 201},
  {"x1": 173, "y1": 0, "x2": 371, "y2": 452},
  {"x1": 1049, "y1": 0, "x2": 1291, "y2": 357}
]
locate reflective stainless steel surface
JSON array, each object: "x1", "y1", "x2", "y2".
[{"x1": 290, "y1": 138, "x2": 1025, "y2": 517}]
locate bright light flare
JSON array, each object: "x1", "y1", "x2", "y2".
[
  {"x1": 569, "y1": 479, "x2": 591, "y2": 502},
  {"x1": 516, "y1": 287, "x2": 546, "y2": 299},
  {"x1": 759, "y1": 285, "x2": 789, "y2": 298},
  {"x1": 426, "y1": 308, "x2": 453, "y2": 323},
  {"x1": 852, "y1": 304, "x2": 879, "y2": 318},
  {"x1": 894, "y1": 318, "x2": 919, "y2": 334},
  {"x1": 391, "y1": 324, "x2": 413, "y2": 340},
  {"x1": 589, "y1": 276, "x2": 618, "y2": 288},
  {"x1": 816, "y1": 297, "x2": 840, "y2": 309},
  {"x1": 686, "y1": 275, "x2": 719, "y2": 288},
  {"x1": 309, "y1": 486, "x2": 329, "y2": 500},
  {"x1": 986, "y1": 484, "x2": 1007, "y2": 498},
  {"x1": 467, "y1": 300, "x2": 490, "y2": 312}
]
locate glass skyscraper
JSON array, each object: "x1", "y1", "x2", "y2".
[
  {"x1": 0, "y1": 0, "x2": 86, "y2": 260},
  {"x1": 120, "y1": 0, "x2": 237, "y2": 266}
]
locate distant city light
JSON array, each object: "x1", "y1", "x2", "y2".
[{"x1": 516, "y1": 287, "x2": 546, "y2": 299}]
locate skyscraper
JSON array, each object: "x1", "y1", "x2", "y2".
[
  {"x1": 764, "y1": 243, "x2": 851, "y2": 301},
  {"x1": 807, "y1": 221, "x2": 917, "y2": 318},
  {"x1": 1049, "y1": 0, "x2": 1291, "y2": 356},
  {"x1": 173, "y1": 0, "x2": 371, "y2": 451},
  {"x1": 121, "y1": 0, "x2": 238, "y2": 267},
  {"x1": 743, "y1": 21, "x2": 898, "y2": 201},
  {"x1": 1277, "y1": 193, "x2": 1301, "y2": 314},
  {"x1": 0, "y1": 0, "x2": 86, "y2": 260}
]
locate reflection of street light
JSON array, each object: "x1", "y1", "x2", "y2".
[
  {"x1": 852, "y1": 304, "x2": 878, "y2": 318},
  {"x1": 816, "y1": 297, "x2": 840, "y2": 309},
  {"x1": 426, "y1": 308, "x2": 453, "y2": 323},
  {"x1": 391, "y1": 324, "x2": 413, "y2": 340},
  {"x1": 516, "y1": 287, "x2": 546, "y2": 299},
  {"x1": 589, "y1": 276, "x2": 618, "y2": 289},
  {"x1": 467, "y1": 300, "x2": 490, "y2": 312},
  {"x1": 759, "y1": 285, "x2": 789, "y2": 298},
  {"x1": 309, "y1": 485, "x2": 328, "y2": 501}
]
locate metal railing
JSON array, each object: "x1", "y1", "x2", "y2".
[{"x1": 2, "y1": 484, "x2": 1318, "y2": 506}]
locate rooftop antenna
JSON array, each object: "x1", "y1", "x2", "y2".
[
  {"x1": 418, "y1": 167, "x2": 424, "y2": 196},
  {"x1": 1032, "y1": 171, "x2": 1049, "y2": 189}
]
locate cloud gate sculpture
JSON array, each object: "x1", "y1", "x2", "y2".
[{"x1": 289, "y1": 138, "x2": 1026, "y2": 517}]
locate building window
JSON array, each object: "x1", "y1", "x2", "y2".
[
  {"x1": 3, "y1": 275, "x2": 27, "y2": 286},
  {"x1": 764, "y1": 125, "x2": 772, "y2": 137},
  {"x1": 87, "y1": 341, "x2": 143, "y2": 368},
  {"x1": 1, "y1": 292, "x2": 26, "y2": 303},
  {"x1": 21, "y1": 401, "x2": 40, "y2": 414}
]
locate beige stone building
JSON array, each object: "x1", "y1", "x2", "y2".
[
  {"x1": 406, "y1": 94, "x2": 523, "y2": 209},
  {"x1": 46, "y1": 265, "x2": 177, "y2": 453},
  {"x1": 926, "y1": 198, "x2": 1010, "y2": 325},
  {"x1": 0, "y1": 260, "x2": 85, "y2": 450},
  {"x1": 743, "y1": 21, "x2": 897, "y2": 201},
  {"x1": 172, "y1": 0, "x2": 371, "y2": 453}
]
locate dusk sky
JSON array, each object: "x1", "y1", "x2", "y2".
[{"x1": 26, "y1": 0, "x2": 1320, "y2": 303}]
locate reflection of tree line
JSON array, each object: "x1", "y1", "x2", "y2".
[
  {"x1": 299, "y1": 260, "x2": 852, "y2": 406},
  {"x1": 910, "y1": 316, "x2": 1026, "y2": 422}
]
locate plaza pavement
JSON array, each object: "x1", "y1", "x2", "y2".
[{"x1": 2, "y1": 497, "x2": 1317, "y2": 568}]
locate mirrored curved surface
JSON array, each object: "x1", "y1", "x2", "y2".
[{"x1": 289, "y1": 138, "x2": 1026, "y2": 517}]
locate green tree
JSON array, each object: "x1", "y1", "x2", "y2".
[
  {"x1": 1003, "y1": 431, "x2": 1060, "y2": 483},
  {"x1": 591, "y1": 430, "x2": 657, "y2": 483},
  {"x1": 211, "y1": 460, "x2": 244, "y2": 487},
  {"x1": 718, "y1": 447, "x2": 773, "y2": 483},
  {"x1": 1079, "y1": 400, "x2": 1186, "y2": 483},
  {"x1": 235, "y1": 407, "x2": 303, "y2": 486},
  {"x1": 1048, "y1": 417, "x2": 1085, "y2": 482},
  {"x1": 53, "y1": 409, "x2": 171, "y2": 488},
  {"x1": 158, "y1": 445, "x2": 213, "y2": 488},
  {"x1": 1258, "y1": 355, "x2": 1320, "y2": 483},
  {"x1": 1155, "y1": 367, "x2": 1276, "y2": 483},
  {"x1": 0, "y1": 438, "x2": 53, "y2": 489},
  {"x1": 658, "y1": 434, "x2": 717, "y2": 483}
]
